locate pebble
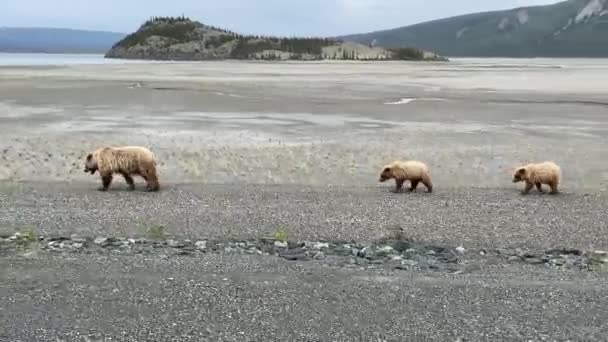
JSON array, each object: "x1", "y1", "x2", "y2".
[
  {"x1": 524, "y1": 258, "x2": 544, "y2": 265},
  {"x1": 71, "y1": 242, "x2": 84, "y2": 250},
  {"x1": 313, "y1": 242, "x2": 329, "y2": 250},
  {"x1": 508, "y1": 256, "x2": 521, "y2": 262},
  {"x1": 274, "y1": 241, "x2": 288, "y2": 248},
  {"x1": 94, "y1": 237, "x2": 109, "y2": 246},
  {"x1": 313, "y1": 252, "x2": 326, "y2": 260},
  {"x1": 376, "y1": 245, "x2": 395, "y2": 256},
  {"x1": 591, "y1": 251, "x2": 608, "y2": 263},
  {"x1": 401, "y1": 259, "x2": 418, "y2": 267},
  {"x1": 455, "y1": 246, "x2": 466, "y2": 255},
  {"x1": 195, "y1": 241, "x2": 207, "y2": 250},
  {"x1": 70, "y1": 234, "x2": 86, "y2": 243},
  {"x1": 167, "y1": 240, "x2": 184, "y2": 248}
]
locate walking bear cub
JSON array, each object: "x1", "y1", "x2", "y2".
[
  {"x1": 379, "y1": 160, "x2": 433, "y2": 193},
  {"x1": 512, "y1": 161, "x2": 561, "y2": 194}
]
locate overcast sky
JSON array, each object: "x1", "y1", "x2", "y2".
[{"x1": 2, "y1": 0, "x2": 561, "y2": 36}]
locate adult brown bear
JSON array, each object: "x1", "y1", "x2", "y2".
[{"x1": 84, "y1": 146, "x2": 160, "y2": 191}]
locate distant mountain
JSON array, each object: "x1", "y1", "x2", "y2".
[
  {"x1": 341, "y1": 0, "x2": 608, "y2": 57},
  {"x1": 106, "y1": 16, "x2": 447, "y2": 61},
  {"x1": 0, "y1": 27, "x2": 126, "y2": 53}
]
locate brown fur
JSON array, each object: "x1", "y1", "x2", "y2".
[
  {"x1": 379, "y1": 160, "x2": 433, "y2": 193},
  {"x1": 512, "y1": 161, "x2": 561, "y2": 195},
  {"x1": 84, "y1": 146, "x2": 159, "y2": 191}
]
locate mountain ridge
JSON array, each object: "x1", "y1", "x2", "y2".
[
  {"x1": 340, "y1": 0, "x2": 608, "y2": 57},
  {"x1": 0, "y1": 27, "x2": 126, "y2": 53}
]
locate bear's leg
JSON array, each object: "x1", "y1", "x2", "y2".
[
  {"x1": 421, "y1": 175, "x2": 433, "y2": 193},
  {"x1": 99, "y1": 174, "x2": 113, "y2": 191},
  {"x1": 535, "y1": 182, "x2": 544, "y2": 193},
  {"x1": 144, "y1": 167, "x2": 160, "y2": 192},
  {"x1": 408, "y1": 180, "x2": 419, "y2": 192},
  {"x1": 121, "y1": 172, "x2": 135, "y2": 190},
  {"x1": 393, "y1": 179, "x2": 404, "y2": 193},
  {"x1": 549, "y1": 180, "x2": 559, "y2": 194},
  {"x1": 522, "y1": 181, "x2": 533, "y2": 195}
]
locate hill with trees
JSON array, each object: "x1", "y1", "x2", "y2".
[{"x1": 105, "y1": 17, "x2": 447, "y2": 61}]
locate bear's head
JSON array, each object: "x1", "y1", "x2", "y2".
[
  {"x1": 379, "y1": 166, "x2": 394, "y2": 182},
  {"x1": 512, "y1": 167, "x2": 527, "y2": 183},
  {"x1": 84, "y1": 153, "x2": 98, "y2": 175}
]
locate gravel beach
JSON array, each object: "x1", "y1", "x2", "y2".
[{"x1": 1, "y1": 57, "x2": 608, "y2": 341}]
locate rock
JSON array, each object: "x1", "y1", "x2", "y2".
[
  {"x1": 455, "y1": 246, "x2": 466, "y2": 255},
  {"x1": 71, "y1": 242, "x2": 84, "y2": 250},
  {"x1": 358, "y1": 246, "x2": 375, "y2": 259},
  {"x1": 194, "y1": 240, "x2": 207, "y2": 250},
  {"x1": 524, "y1": 258, "x2": 544, "y2": 265},
  {"x1": 508, "y1": 256, "x2": 521, "y2": 262},
  {"x1": 351, "y1": 248, "x2": 360, "y2": 257},
  {"x1": 93, "y1": 237, "x2": 108, "y2": 246},
  {"x1": 279, "y1": 248, "x2": 310, "y2": 261},
  {"x1": 167, "y1": 240, "x2": 184, "y2": 248},
  {"x1": 391, "y1": 255, "x2": 403, "y2": 261},
  {"x1": 591, "y1": 251, "x2": 608, "y2": 263},
  {"x1": 70, "y1": 234, "x2": 86, "y2": 243},
  {"x1": 401, "y1": 259, "x2": 418, "y2": 267},
  {"x1": 313, "y1": 252, "x2": 325, "y2": 260},
  {"x1": 313, "y1": 242, "x2": 329, "y2": 250},
  {"x1": 274, "y1": 241, "x2": 288, "y2": 249},
  {"x1": 370, "y1": 259, "x2": 384, "y2": 265},
  {"x1": 388, "y1": 240, "x2": 412, "y2": 252},
  {"x1": 376, "y1": 245, "x2": 395, "y2": 256}
]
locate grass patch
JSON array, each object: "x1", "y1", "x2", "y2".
[
  {"x1": 273, "y1": 229, "x2": 289, "y2": 243},
  {"x1": 144, "y1": 224, "x2": 168, "y2": 240},
  {"x1": 13, "y1": 228, "x2": 39, "y2": 250}
]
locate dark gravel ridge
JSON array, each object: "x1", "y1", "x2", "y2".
[{"x1": 1, "y1": 181, "x2": 607, "y2": 251}]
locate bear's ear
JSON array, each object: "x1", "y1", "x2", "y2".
[
  {"x1": 86, "y1": 154, "x2": 92, "y2": 161},
  {"x1": 516, "y1": 167, "x2": 526, "y2": 175},
  {"x1": 383, "y1": 167, "x2": 391, "y2": 173}
]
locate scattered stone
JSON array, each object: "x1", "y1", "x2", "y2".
[
  {"x1": 71, "y1": 242, "x2": 84, "y2": 250},
  {"x1": 3, "y1": 232, "x2": 600, "y2": 272},
  {"x1": 524, "y1": 258, "x2": 544, "y2": 265},
  {"x1": 376, "y1": 245, "x2": 395, "y2": 257},
  {"x1": 70, "y1": 234, "x2": 87, "y2": 243},
  {"x1": 358, "y1": 246, "x2": 375, "y2": 259},
  {"x1": 313, "y1": 251, "x2": 325, "y2": 260},
  {"x1": 591, "y1": 251, "x2": 608, "y2": 263},
  {"x1": 279, "y1": 247, "x2": 310, "y2": 261},
  {"x1": 195, "y1": 241, "x2": 207, "y2": 250},
  {"x1": 94, "y1": 237, "x2": 108, "y2": 246},
  {"x1": 274, "y1": 241, "x2": 288, "y2": 249},
  {"x1": 387, "y1": 240, "x2": 411, "y2": 252},
  {"x1": 167, "y1": 240, "x2": 185, "y2": 248},
  {"x1": 401, "y1": 259, "x2": 418, "y2": 267},
  {"x1": 313, "y1": 242, "x2": 329, "y2": 250}
]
